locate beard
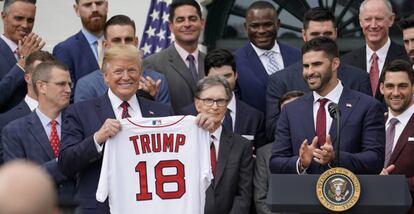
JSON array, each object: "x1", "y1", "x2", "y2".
[
  {"x1": 304, "y1": 69, "x2": 333, "y2": 93},
  {"x1": 81, "y1": 12, "x2": 107, "y2": 34}
]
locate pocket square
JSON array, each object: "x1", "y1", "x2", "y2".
[{"x1": 408, "y1": 137, "x2": 414, "y2": 142}]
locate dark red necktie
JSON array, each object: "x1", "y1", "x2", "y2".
[
  {"x1": 370, "y1": 53, "x2": 379, "y2": 96},
  {"x1": 50, "y1": 120, "x2": 60, "y2": 157},
  {"x1": 121, "y1": 101, "x2": 131, "y2": 119},
  {"x1": 316, "y1": 98, "x2": 329, "y2": 146},
  {"x1": 210, "y1": 139, "x2": 217, "y2": 177}
]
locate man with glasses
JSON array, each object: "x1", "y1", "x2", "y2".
[
  {"x1": 194, "y1": 76, "x2": 253, "y2": 214},
  {"x1": 2, "y1": 60, "x2": 75, "y2": 203}
]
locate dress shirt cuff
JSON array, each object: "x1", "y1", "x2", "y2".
[
  {"x1": 296, "y1": 158, "x2": 308, "y2": 174},
  {"x1": 93, "y1": 133, "x2": 104, "y2": 153}
]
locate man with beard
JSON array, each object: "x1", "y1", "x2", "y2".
[
  {"x1": 399, "y1": 15, "x2": 414, "y2": 67},
  {"x1": 270, "y1": 37, "x2": 385, "y2": 175},
  {"x1": 53, "y1": 0, "x2": 108, "y2": 99}
]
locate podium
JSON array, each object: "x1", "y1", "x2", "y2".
[{"x1": 267, "y1": 174, "x2": 412, "y2": 213}]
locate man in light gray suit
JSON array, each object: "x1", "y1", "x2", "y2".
[{"x1": 143, "y1": 0, "x2": 205, "y2": 112}]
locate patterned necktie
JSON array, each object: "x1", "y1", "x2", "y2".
[
  {"x1": 120, "y1": 101, "x2": 131, "y2": 119},
  {"x1": 384, "y1": 118, "x2": 399, "y2": 167},
  {"x1": 369, "y1": 53, "x2": 379, "y2": 96},
  {"x1": 186, "y1": 54, "x2": 198, "y2": 82},
  {"x1": 210, "y1": 138, "x2": 217, "y2": 177},
  {"x1": 50, "y1": 120, "x2": 60, "y2": 157},
  {"x1": 222, "y1": 109, "x2": 233, "y2": 131},
  {"x1": 316, "y1": 98, "x2": 329, "y2": 146},
  {"x1": 263, "y1": 51, "x2": 280, "y2": 74}
]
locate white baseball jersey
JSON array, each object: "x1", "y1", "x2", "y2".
[{"x1": 96, "y1": 115, "x2": 213, "y2": 214}]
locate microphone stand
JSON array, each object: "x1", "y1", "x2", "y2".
[{"x1": 334, "y1": 109, "x2": 340, "y2": 167}]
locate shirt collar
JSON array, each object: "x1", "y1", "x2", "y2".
[
  {"x1": 81, "y1": 28, "x2": 103, "y2": 45},
  {"x1": 1, "y1": 34, "x2": 18, "y2": 53},
  {"x1": 387, "y1": 103, "x2": 414, "y2": 127},
  {"x1": 227, "y1": 92, "x2": 236, "y2": 114},
  {"x1": 35, "y1": 108, "x2": 62, "y2": 127},
  {"x1": 107, "y1": 88, "x2": 140, "y2": 116},
  {"x1": 174, "y1": 42, "x2": 199, "y2": 64},
  {"x1": 24, "y1": 95, "x2": 38, "y2": 111},
  {"x1": 211, "y1": 125, "x2": 222, "y2": 143},
  {"x1": 250, "y1": 41, "x2": 281, "y2": 57},
  {"x1": 366, "y1": 37, "x2": 391, "y2": 63},
  {"x1": 313, "y1": 80, "x2": 343, "y2": 104}
]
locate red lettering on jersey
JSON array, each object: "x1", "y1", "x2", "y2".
[
  {"x1": 151, "y1": 133, "x2": 162, "y2": 153},
  {"x1": 163, "y1": 134, "x2": 174, "y2": 152},
  {"x1": 140, "y1": 134, "x2": 151, "y2": 154},
  {"x1": 175, "y1": 134, "x2": 186, "y2": 153},
  {"x1": 129, "y1": 135, "x2": 140, "y2": 155}
]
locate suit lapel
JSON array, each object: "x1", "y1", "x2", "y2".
[
  {"x1": 27, "y1": 112, "x2": 55, "y2": 159},
  {"x1": 138, "y1": 97, "x2": 157, "y2": 117},
  {"x1": 302, "y1": 94, "x2": 317, "y2": 141},
  {"x1": 389, "y1": 113, "x2": 414, "y2": 164},
  {"x1": 95, "y1": 94, "x2": 116, "y2": 123},
  {"x1": 167, "y1": 45, "x2": 197, "y2": 92},
  {"x1": 214, "y1": 128, "x2": 233, "y2": 188},
  {"x1": 246, "y1": 44, "x2": 269, "y2": 87},
  {"x1": 0, "y1": 38, "x2": 17, "y2": 68},
  {"x1": 329, "y1": 88, "x2": 357, "y2": 144},
  {"x1": 76, "y1": 31, "x2": 99, "y2": 68}
]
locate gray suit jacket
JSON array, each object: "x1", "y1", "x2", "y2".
[
  {"x1": 143, "y1": 44, "x2": 205, "y2": 112},
  {"x1": 254, "y1": 143, "x2": 274, "y2": 214}
]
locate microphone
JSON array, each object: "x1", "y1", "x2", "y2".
[{"x1": 328, "y1": 102, "x2": 341, "y2": 167}]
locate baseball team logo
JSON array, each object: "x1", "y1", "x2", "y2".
[{"x1": 316, "y1": 167, "x2": 361, "y2": 212}]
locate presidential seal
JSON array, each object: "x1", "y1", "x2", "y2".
[{"x1": 316, "y1": 167, "x2": 361, "y2": 212}]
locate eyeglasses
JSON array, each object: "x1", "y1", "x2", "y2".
[
  {"x1": 44, "y1": 81, "x2": 73, "y2": 89},
  {"x1": 197, "y1": 98, "x2": 229, "y2": 107}
]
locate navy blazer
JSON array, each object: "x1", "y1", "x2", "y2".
[
  {"x1": 178, "y1": 99, "x2": 267, "y2": 148},
  {"x1": 74, "y1": 68, "x2": 171, "y2": 105},
  {"x1": 0, "y1": 100, "x2": 31, "y2": 164},
  {"x1": 234, "y1": 42, "x2": 301, "y2": 113},
  {"x1": 0, "y1": 38, "x2": 26, "y2": 112},
  {"x1": 270, "y1": 87, "x2": 385, "y2": 174},
  {"x1": 266, "y1": 61, "x2": 372, "y2": 141},
  {"x1": 2, "y1": 111, "x2": 75, "y2": 201},
  {"x1": 59, "y1": 94, "x2": 174, "y2": 214},
  {"x1": 53, "y1": 31, "x2": 100, "y2": 91}
]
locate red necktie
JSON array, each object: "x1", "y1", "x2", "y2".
[
  {"x1": 50, "y1": 120, "x2": 60, "y2": 157},
  {"x1": 210, "y1": 139, "x2": 217, "y2": 177},
  {"x1": 121, "y1": 101, "x2": 131, "y2": 119},
  {"x1": 370, "y1": 53, "x2": 379, "y2": 96},
  {"x1": 316, "y1": 98, "x2": 329, "y2": 146}
]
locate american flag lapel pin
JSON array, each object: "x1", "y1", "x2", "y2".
[
  {"x1": 346, "y1": 103, "x2": 352, "y2": 108},
  {"x1": 149, "y1": 110, "x2": 154, "y2": 115}
]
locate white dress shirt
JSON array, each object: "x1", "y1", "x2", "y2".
[
  {"x1": 366, "y1": 37, "x2": 391, "y2": 76},
  {"x1": 251, "y1": 41, "x2": 285, "y2": 75},
  {"x1": 210, "y1": 125, "x2": 222, "y2": 158}
]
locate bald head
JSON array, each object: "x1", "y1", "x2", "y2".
[{"x1": 0, "y1": 161, "x2": 59, "y2": 214}]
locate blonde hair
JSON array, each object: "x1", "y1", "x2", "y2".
[{"x1": 102, "y1": 44, "x2": 143, "y2": 73}]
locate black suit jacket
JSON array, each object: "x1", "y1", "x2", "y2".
[
  {"x1": 341, "y1": 41, "x2": 410, "y2": 106},
  {"x1": 178, "y1": 99, "x2": 267, "y2": 148},
  {"x1": 204, "y1": 127, "x2": 253, "y2": 214},
  {"x1": 0, "y1": 100, "x2": 31, "y2": 164}
]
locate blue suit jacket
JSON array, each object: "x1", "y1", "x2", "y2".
[
  {"x1": 234, "y1": 42, "x2": 301, "y2": 113},
  {"x1": 0, "y1": 100, "x2": 31, "y2": 164},
  {"x1": 0, "y1": 38, "x2": 26, "y2": 112},
  {"x1": 178, "y1": 99, "x2": 267, "y2": 148},
  {"x1": 269, "y1": 87, "x2": 385, "y2": 174},
  {"x1": 2, "y1": 111, "x2": 75, "y2": 201},
  {"x1": 53, "y1": 31, "x2": 99, "y2": 91},
  {"x1": 266, "y1": 61, "x2": 372, "y2": 141},
  {"x1": 74, "y1": 69, "x2": 171, "y2": 105},
  {"x1": 59, "y1": 94, "x2": 174, "y2": 214}
]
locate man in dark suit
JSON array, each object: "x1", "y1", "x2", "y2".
[
  {"x1": 342, "y1": 0, "x2": 410, "y2": 103},
  {"x1": 193, "y1": 76, "x2": 253, "y2": 214},
  {"x1": 59, "y1": 45, "x2": 174, "y2": 214},
  {"x1": 399, "y1": 15, "x2": 414, "y2": 65},
  {"x1": 270, "y1": 37, "x2": 385, "y2": 175},
  {"x1": 2, "y1": 61, "x2": 75, "y2": 202},
  {"x1": 379, "y1": 60, "x2": 414, "y2": 213},
  {"x1": 179, "y1": 49, "x2": 267, "y2": 149},
  {"x1": 144, "y1": 0, "x2": 205, "y2": 112},
  {"x1": 234, "y1": 1, "x2": 301, "y2": 114},
  {"x1": 0, "y1": 50, "x2": 54, "y2": 164},
  {"x1": 74, "y1": 15, "x2": 171, "y2": 104},
  {"x1": 0, "y1": 0, "x2": 44, "y2": 112},
  {"x1": 53, "y1": 0, "x2": 108, "y2": 94},
  {"x1": 266, "y1": 7, "x2": 371, "y2": 141}
]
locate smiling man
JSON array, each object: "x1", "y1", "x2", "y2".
[
  {"x1": 144, "y1": 0, "x2": 206, "y2": 112},
  {"x1": 270, "y1": 37, "x2": 385, "y2": 175},
  {"x1": 59, "y1": 45, "x2": 173, "y2": 214},
  {"x1": 234, "y1": 1, "x2": 300, "y2": 114}
]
